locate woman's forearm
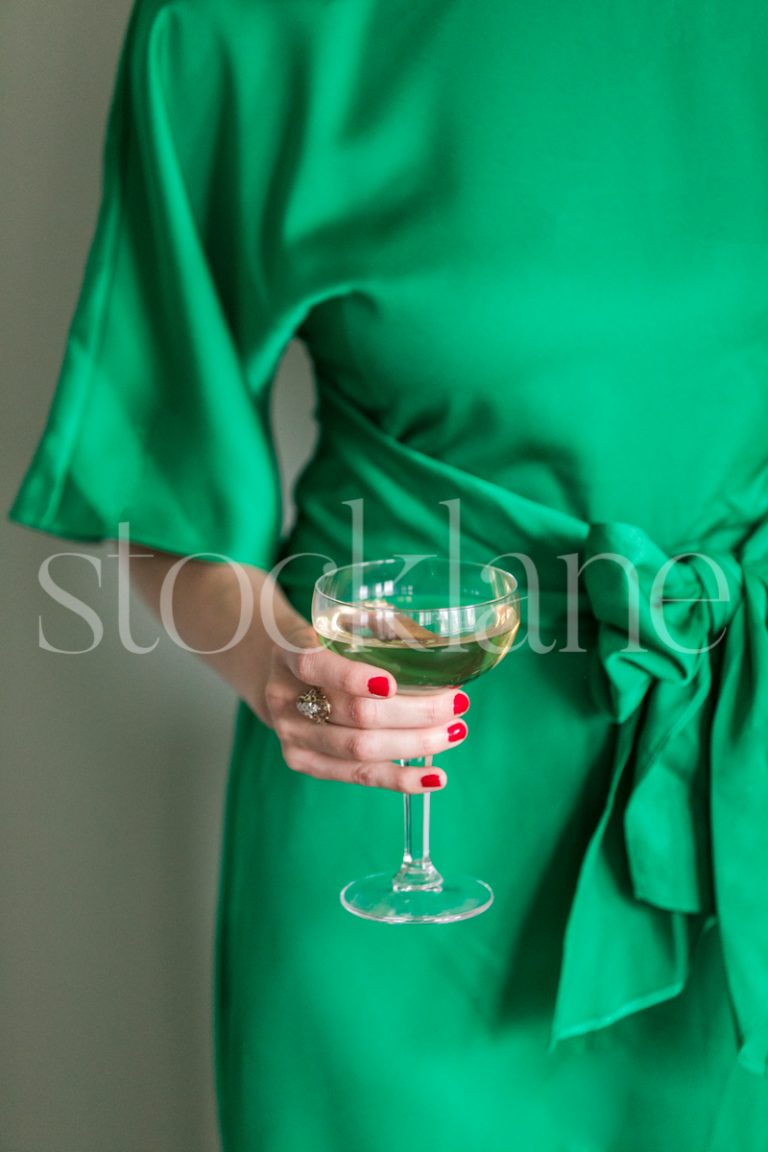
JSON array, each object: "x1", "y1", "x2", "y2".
[{"x1": 123, "y1": 544, "x2": 306, "y2": 723}]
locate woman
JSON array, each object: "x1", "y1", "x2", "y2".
[{"x1": 10, "y1": 1, "x2": 768, "y2": 1148}]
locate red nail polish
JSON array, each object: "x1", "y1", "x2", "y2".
[
  {"x1": 448, "y1": 721, "x2": 466, "y2": 743},
  {"x1": 421, "y1": 773, "x2": 442, "y2": 788},
  {"x1": 368, "y1": 676, "x2": 390, "y2": 697},
  {"x1": 453, "y1": 691, "x2": 470, "y2": 715}
]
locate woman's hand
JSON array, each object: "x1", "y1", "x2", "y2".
[
  {"x1": 263, "y1": 618, "x2": 470, "y2": 793},
  {"x1": 124, "y1": 546, "x2": 469, "y2": 793}
]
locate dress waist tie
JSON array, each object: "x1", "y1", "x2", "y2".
[{"x1": 297, "y1": 384, "x2": 768, "y2": 1075}]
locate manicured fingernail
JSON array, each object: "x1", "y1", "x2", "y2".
[
  {"x1": 448, "y1": 721, "x2": 467, "y2": 743},
  {"x1": 421, "y1": 773, "x2": 443, "y2": 789},
  {"x1": 368, "y1": 676, "x2": 390, "y2": 697},
  {"x1": 453, "y1": 691, "x2": 470, "y2": 715}
]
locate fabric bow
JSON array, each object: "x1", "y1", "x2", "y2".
[
  {"x1": 550, "y1": 519, "x2": 768, "y2": 1076},
  {"x1": 304, "y1": 385, "x2": 768, "y2": 1074}
]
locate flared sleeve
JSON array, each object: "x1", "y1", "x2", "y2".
[{"x1": 9, "y1": 0, "x2": 303, "y2": 567}]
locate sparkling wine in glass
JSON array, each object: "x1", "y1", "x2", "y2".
[{"x1": 312, "y1": 557, "x2": 520, "y2": 924}]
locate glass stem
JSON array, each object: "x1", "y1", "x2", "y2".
[{"x1": 392, "y1": 756, "x2": 444, "y2": 891}]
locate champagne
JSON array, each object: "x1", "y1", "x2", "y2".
[{"x1": 314, "y1": 601, "x2": 519, "y2": 691}]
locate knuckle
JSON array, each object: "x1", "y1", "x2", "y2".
[
  {"x1": 351, "y1": 761, "x2": 374, "y2": 787},
  {"x1": 392, "y1": 764, "x2": 413, "y2": 792},
  {"x1": 423, "y1": 695, "x2": 444, "y2": 725},
  {"x1": 273, "y1": 713, "x2": 292, "y2": 740},
  {"x1": 295, "y1": 651, "x2": 316, "y2": 684},
  {"x1": 349, "y1": 696, "x2": 378, "y2": 728},
  {"x1": 297, "y1": 623, "x2": 319, "y2": 647},
  {"x1": 285, "y1": 746, "x2": 318, "y2": 775},
  {"x1": 346, "y1": 729, "x2": 374, "y2": 762},
  {"x1": 263, "y1": 679, "x2": 284, "y2": 714},
  {"x1": 282, "y1": 744, "x2": 303, "y2": 772}
]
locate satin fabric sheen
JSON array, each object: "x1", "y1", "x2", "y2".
[{"x1": 9, "y1": 2, "x2": 768, "y2": 1149}]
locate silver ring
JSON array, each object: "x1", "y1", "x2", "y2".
[{"x1": 296, "y1": 686, "x2": 332, "y2": 724}]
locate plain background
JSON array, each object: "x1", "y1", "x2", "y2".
[{"x1": 1, "y1": 3, "x2": 316, "y2": 1149}]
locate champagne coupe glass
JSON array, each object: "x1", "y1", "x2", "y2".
[{"x1": 312, "y1": 557, "x2": 520, "y2": 924}]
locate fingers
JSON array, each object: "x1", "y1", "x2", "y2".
[
  {"x1": 279, "y1": 627, "x2": 397, "y2": 699},
  {"x1": 274, "y1": 632, "x2": 470, "y2": 728},
  {"x1": 287, "y1": 712, "x2": 468, "y2": 763},
  {"x1": 320, "y1": 686, "x2": 470, "y2": 730},
  {"x1": 266, "y1": 666, "x2": 469, "y2": 747},
  {"x1": 280, "y1": 747, "x2": 450, "y2": 794},
  {"x1": 263, "y1": 659, "x2": 471, "y2": 793}
]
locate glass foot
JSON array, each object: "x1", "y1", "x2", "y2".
[{"x1": 340, "y1": 872, "x2": 493, "y2": 924}]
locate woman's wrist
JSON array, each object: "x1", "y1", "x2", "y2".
[
  {"x1": 242, "y1": 577, "x2": 310, "y2": 722},
  {"x1": 124, "y1": 544, "x2": 309, "y2": 720}
]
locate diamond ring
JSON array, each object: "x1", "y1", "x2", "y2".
[{"x1": 295, "y1": 686, "x2": 332, "y2": 724}]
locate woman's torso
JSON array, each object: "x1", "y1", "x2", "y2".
[{"x1": 261, "y1": 0, "x2": 768, "y2": 582}]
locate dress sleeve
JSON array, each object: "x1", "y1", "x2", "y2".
[{"x1": 8, "y1": 0, "x2": 303, "y2": 567}]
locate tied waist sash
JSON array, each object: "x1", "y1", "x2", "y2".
[
  {"x1": 552, "y1": 525, "x2": 768, "y2": 1076},
  {"x1": 293, "y1": 385, "x2": 768, "y2": 1076}
]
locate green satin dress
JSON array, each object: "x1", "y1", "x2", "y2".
[{"x1": 9, "y1": 1, "x2": 768, "y2": 1148}]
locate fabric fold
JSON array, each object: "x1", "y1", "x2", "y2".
[
  {"x1": 550, "y1": 519, "x2": 768, "y2": 1077},
  {"x1": 302, "y1": 387, "x2": 768, "y2": 1077}
]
